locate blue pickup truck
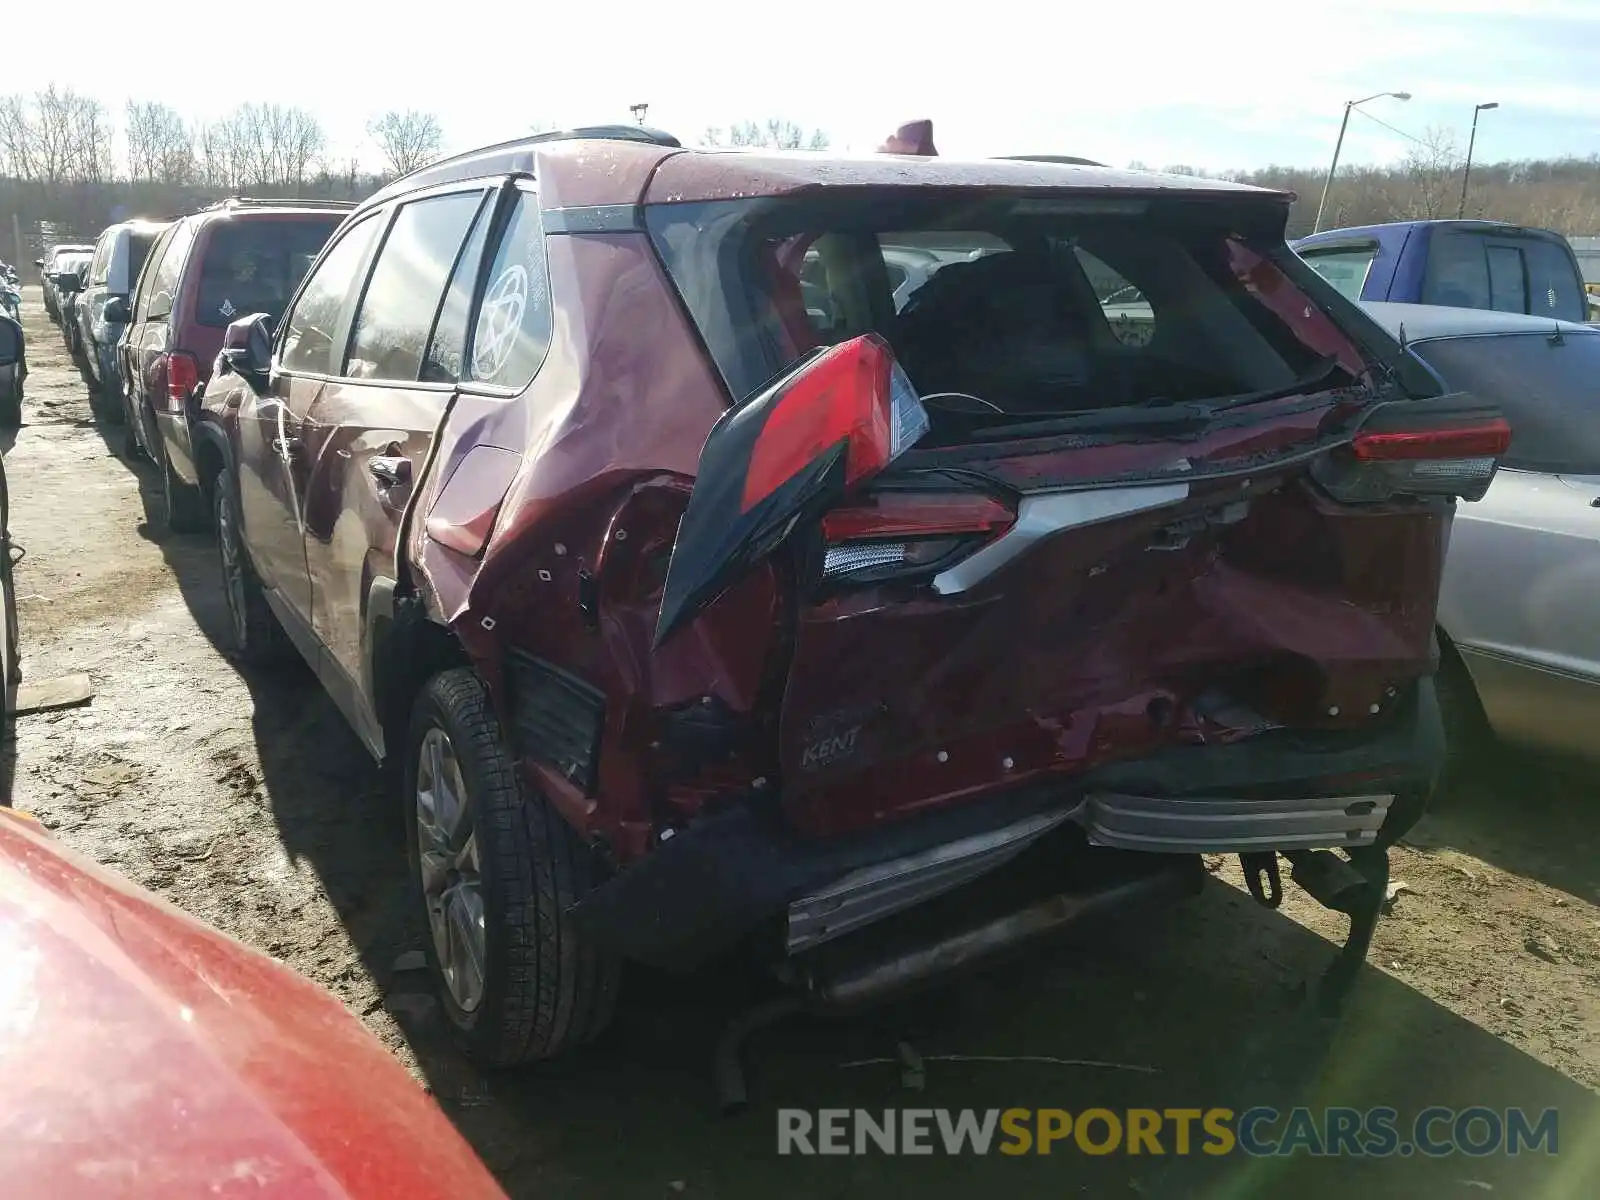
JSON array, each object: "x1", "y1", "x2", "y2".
[{"x1": 1292, "y1": 219, "x2": 1591, "y2": 323}]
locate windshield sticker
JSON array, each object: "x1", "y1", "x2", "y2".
[
  {"x1": 219, "y1": 298, "x2": 237, "y2": 319},
  {"x1": 473, "y1": 264, "x2": 527, "y2": 381}
]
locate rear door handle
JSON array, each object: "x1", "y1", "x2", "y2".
[{"x1": 368, "y1": 455, "x2": 412, "y2": 487}]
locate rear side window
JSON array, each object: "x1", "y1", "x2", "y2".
[
  {"x1": 345, "y1": 191, "x2": 486, "y2": 382},
  {"x1": 1077, "y1": 249, "x2": 1153, "y2": 347},
  {"x1": 1423, "y1": 231, "x2": 1586, "y2": 321},
  {"x1": 1422, "y1": 232, "x2": 1493, "y2": 310},
  {"x1": 88, "y1": 235, "x2": 112, "y2": 286},
  {"x1": 280, "y1": 216, "x2": 382, "y2": 375},
  {"x1": 1300, "y1": 245, "x2": 1376, "y2": 302},
  {"x1": 1413, "y1": 331, "x2": 1600, "y2": 474},
  {"x1": 466, "y1": 191, "x2": 552, "y2": 389},
  {"x1": 193, "y1": 216, "x2": 344, "y2": 329},
  {"x1": 125, "y1": 230, "x2": 160, "y2": 295},
  {"x1": 422, "y1": 201, "x2": 494, "y2": 384},
  {"x1": 139, "y1": 222, "x2": 196, "y2": 322}
]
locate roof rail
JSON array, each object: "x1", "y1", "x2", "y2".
[
  {"x1": 998, "y1": 154, "x2": 1108, "y2": 168},
  {"x1": 363, "y1": 123, "x2": 682, "y2": 208},
  {"x1": 200, "y1": 196, "x2": 359, "y2": 213}
]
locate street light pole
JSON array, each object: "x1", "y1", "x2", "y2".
[
  {"x1": 1312, "y1": 90, "x2": 1412, "y2": 234},
  {"x1": 630, "y1": 103, "x2": 649, "y2": 126},
  {"x1": 1457, "y1": 102, "x2": 1499, "y2": 219}
]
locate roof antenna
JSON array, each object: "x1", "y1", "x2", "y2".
[
  {"x1": 1549, "y1": 320, "x2": 1566, "y2": 346},
  {"x1": 1397, "y1": 321, "x2": 1407, "y2": 352}
]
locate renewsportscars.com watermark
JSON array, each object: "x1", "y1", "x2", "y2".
[{"x1": 777, "y1": 1107, "x2": 1559, "y2": 1158}]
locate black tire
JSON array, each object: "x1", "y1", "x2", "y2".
[
  {"x1": 87, "y1": 368, "x2": 123, "y2": 427},
  {"x1": 406, "y1": 668, "x2": 620, "y2": 1065},
  {"x1": 0, "y1": 380, "x2": 19, "y2": 429},
  {"x1": 162, "y1": 441, "x2": 208, "y2": 533},
  {"x1": 214, "y1": 467, "x2": 288, "y2": 665}
]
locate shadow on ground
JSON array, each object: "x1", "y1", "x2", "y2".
[{"x1": 101, "y1": 396, "x2": 1600, "y2": 1199}]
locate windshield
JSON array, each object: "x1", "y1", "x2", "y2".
[
  {"x1": 1412, "y1": 329, "x2": 1600, "y2": 474},
  {"x1": 193, "y1": 215, "x2": 343, "y2": 328},
  {"x1": 647, "y1": 193, "x2": 1366, "y2": 418}
]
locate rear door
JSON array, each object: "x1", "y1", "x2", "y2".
[
  {"x1": 300, "y1": 186, "x2": 496, "y2": 736},
  {"x1": 238, "y1": 212, "x2": 386, "y2": 646}
]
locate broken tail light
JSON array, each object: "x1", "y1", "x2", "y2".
[
  {"x1": 1314, "y1": 417, "x2": 1512, "y2": 503},
  {"x1": 654, "y1": 334, "x2": 931, "y2": 645},
  {"x1": 820, "y1": 493, "x2": 1015, "y2": 583},
  {"x1": 742, "y1": 333, "x2": 929, "y2": 512}
]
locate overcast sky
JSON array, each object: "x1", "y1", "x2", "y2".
[{"x1": 13, "y1": 0, "x2": 1599, "y2": 171}]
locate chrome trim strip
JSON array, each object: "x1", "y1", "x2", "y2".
[
  {"x1": 931, "y1": 482, "x2": 1191, "y2": 595},
  {"x1": 1083, "y1": 792, "x2": 1395, "y2": 854}
]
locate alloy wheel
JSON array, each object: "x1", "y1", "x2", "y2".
[{"x1": 415, "y1": 725, "x2": 486, "y2": 1013}]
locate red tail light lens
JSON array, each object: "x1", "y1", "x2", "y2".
[
  {"x1": 166, "y1": 351, "x2": 200, "y2": 409},
  {"x1": 820, "y1": 492, "x2": 1015, "y2": 583},
  {"x1": 740, "y1": 334, "x2": 929, "y2": 514},
  {"x1": 1351, "y1": 419, "x2": 1511, "y2": 461},
  {"x1": 1318, "y1": 417, "x2": 1512, "y2": 503}
]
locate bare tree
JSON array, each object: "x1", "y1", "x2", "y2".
[
  {"x1": 1390, "y1": 125, "x2": 1461, "y2": 221},
  {"x1": 368, "y1": 110, "x2": 444, "y2": 175},
  {"x1": 198, "y1": 103, "x2": 326, "y2": 191},
  {"x1": 0, "y1": 85, "x2": 108, "y2": 183},
  {"x1": 702, "y1": 119, "x2": 829, "y2": 150},
  {"x1": 126, "y1": 101, "x2": 194, "y2": 184}
]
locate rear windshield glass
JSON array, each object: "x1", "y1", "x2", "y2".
[
  {"x1": 1299, "y1": 246, "x2": 1377, "y2": 301},
  {"x1": 1413, "y1": 330, "x2": 1600, "y2": 474},
  {"x1": 55, "y1": 253, "x2": 91, "y2": 274},
  {"x1": 647, "y1": 194, "x2": 1365, "y2": 418},
  {"x1": 193, "y1": 215, "x2": 344, "y2": 328},
  {"x1": 1422, "y1": 230, "x2": 1586, "y2": 322}
]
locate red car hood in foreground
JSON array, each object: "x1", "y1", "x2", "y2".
[{"x1": 0, "y1": 810, "x2": 507, "y2": 1199}]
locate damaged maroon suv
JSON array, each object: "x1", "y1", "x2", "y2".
[{"x1": 194, "y1": 124, "x2": 1508, "y2": 1067}]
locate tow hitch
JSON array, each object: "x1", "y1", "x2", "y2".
[{"x1": 1243, "y1": 845, "x2": 1390, "y2": 1015}]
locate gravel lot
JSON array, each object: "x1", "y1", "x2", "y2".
[{"x1": 6, "y1": 287, "x2": 1598, "y2": 1198}]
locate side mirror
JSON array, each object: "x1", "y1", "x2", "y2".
[
  {"x1": 56, "y1": 274, "x2": 79, "y2": 295},
  {"x1": 219, "y1": 313, "x2": 272, "y2": 382},
  {"x1": 33, "y1": 259, "x2": 44, "y2": 269},
  {"x1": 0, "y1": 317, "x2": 20, "y2": 368},
  {"x1": 102, "y1": 296, "x2": 130, "y2": 324}
]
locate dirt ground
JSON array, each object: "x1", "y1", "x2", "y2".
[{"x1": 4, "y1": 286, "x2": 1598, "y2": 1199}]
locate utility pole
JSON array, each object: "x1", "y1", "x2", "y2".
[
  {"x1": 1458, "y1": 102, "x2": 1499, "y2": 219},
  {"x1": 1313, "y1": 91, "x2": 1412, "y2": 234},
  {"x1": 630, "y1": 103, "x2": 649, "y2": 126}
]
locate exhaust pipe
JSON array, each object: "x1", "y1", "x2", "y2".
[{"x1": 799, "y1": 859, "x2": 1202, "y2": 1011}]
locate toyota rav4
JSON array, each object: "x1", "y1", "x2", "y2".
[{"x1": 193, "y1": 124, "x2": 1507, "y2": 1068}]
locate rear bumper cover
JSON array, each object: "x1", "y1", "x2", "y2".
[{"x1": 570, "y1": 680, "x2": 1443, "y2": 969}]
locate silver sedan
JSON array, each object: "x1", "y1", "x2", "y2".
[{"x1": 1362, "y1": 302, "x2": 1600, "y2": 764}]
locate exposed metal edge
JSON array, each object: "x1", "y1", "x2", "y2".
[
  {"x1": 786, "y1": 807, "x2": 1078, "y2": 953},
  {"x1": 932, "y1": 482, "x2": 1190, "y2": 595}
]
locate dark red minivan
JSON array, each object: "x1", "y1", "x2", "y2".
[
  {"x1": 118, "y1": 199, "x2": 351, "y2": 530},
  {"x1": 194, "y1": 125, "x2": 1508, "y2": 1071}
]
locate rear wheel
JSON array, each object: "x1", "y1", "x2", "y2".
[
  {"x1": 406, "y1": 668, "x2": 620, "y2": 1065},
  {"x1": 161, "y1": 440, "x2": 207, "y2": 533},
  {"x1": 214, "y1": 467, "x2": 287, "y2": 665}
]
